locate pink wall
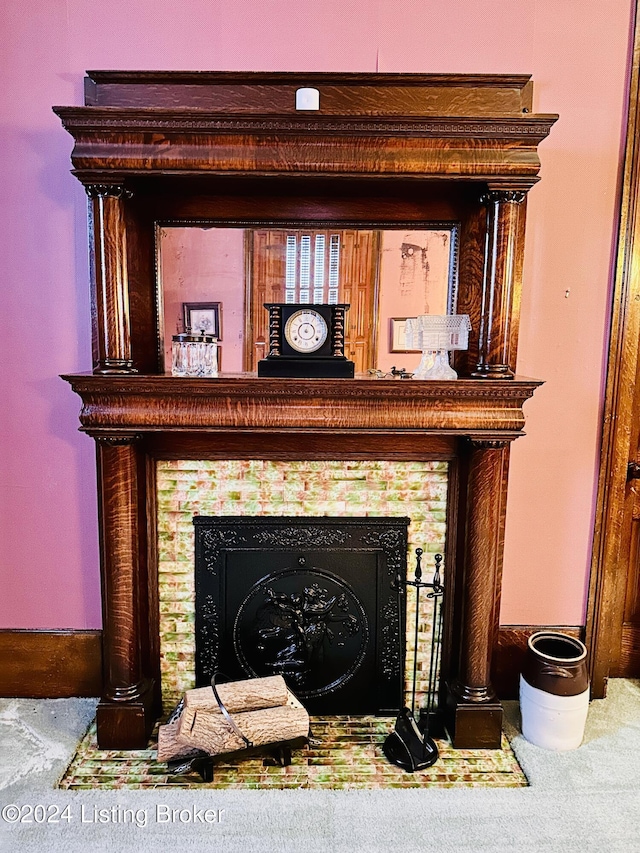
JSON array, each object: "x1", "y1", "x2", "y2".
[{"x1": 0, "y1": 0, "x2": 633, "y2": 629}]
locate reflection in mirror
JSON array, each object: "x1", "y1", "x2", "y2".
[{"x1": 158, "y1": 225, "x2": 458, "y2": 375}]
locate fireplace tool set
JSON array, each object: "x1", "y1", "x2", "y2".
[{"x1": 383, "y1": 549, "x2": 445, "y2": 772}]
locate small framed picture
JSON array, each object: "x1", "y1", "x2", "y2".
[
  {"x1": 390, "y1": 317, "x2": 420, "y2": 353},
  {"x1": 183, "y1": 302, "x2": 222, "y2": 339}
]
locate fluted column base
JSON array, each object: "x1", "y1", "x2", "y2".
[
  {"x1": 94, "y1": 359, "x2": 138, "y2": 375},
  {"x1": 96, "y1": 678, "x2": 158, "y2": 749},
  {"x1": 470, "y1": 363, "x2": 515, "y2": 380},
  {"x1": 444, "y1": 680, "x2": 503, "y2": 748}
]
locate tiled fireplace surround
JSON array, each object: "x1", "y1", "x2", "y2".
[{"x1": 157, "y1": 458, "x2": 448, "y2": 711}]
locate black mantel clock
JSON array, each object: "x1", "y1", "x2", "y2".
[{"x1": 257, "y1": 303, "x2": 355, "y2": 378}]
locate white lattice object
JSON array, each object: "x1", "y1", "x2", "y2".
[{"x1": 405, "y1": 315, "x2": 472, "y2": 380}]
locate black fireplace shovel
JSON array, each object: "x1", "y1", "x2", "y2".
[{"x1": 383, "y1": 707, "x2": 438, "y2": 772}]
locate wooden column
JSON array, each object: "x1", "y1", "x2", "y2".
[
  {"x1": 86, "y1": 184, "x2": 136, "y2": 374},
  {"x1": 473, "y1": 190, "x2": 527, "y2": 379},
  {"x1": 446, "y1": 439, "x2": 508, "y2": 748},
  {"x1": 95, "y1": 435, "x2": 156, "y2": 748}
]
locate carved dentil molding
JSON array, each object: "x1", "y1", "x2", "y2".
[
  {"x1": 480, "y1": 190, "x2": 528, "y2": 206},
  {"x1": 468, "y1": 438, "x2": 511, "y2": 449},
  {"x1": 85, "y1": 184, "x2": 133, "y2": 200},
  {"x1": 95, "y1": 433, "x2": 144, "y2": 446},
  {"x1": 59, "y1": 111, "x2": 558, "y2": 141}
]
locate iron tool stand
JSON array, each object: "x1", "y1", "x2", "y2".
[{"x1": 383, "y1": 549, "x2": 445, "y2": 772}]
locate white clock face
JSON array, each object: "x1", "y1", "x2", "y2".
[{"x1": 284, "y1": 309, "x2": 329, "y2": 354}]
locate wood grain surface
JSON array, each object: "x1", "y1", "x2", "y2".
[
  {"x1": 52, "y1": 72, "x2": 556, "y2": 749},
  {"x1": 63, "y1": 374, "x2": 541, "y2": 437},
  {"x1": 0, "y1": 631, "x2": 102, "y2": 697}
]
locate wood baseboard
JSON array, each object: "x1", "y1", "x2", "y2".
[
  {"x1": 0, "y1": 626, "x2": 585, "y2": 702},
  {"x1": 492, "y1": 625, "x2": 585, "y2": 699},
  {"x1": 0, "y1": 630, "x2": 102, "y2": 698}
]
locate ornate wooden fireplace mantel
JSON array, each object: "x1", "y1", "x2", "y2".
[{"x1": 55, "y1": 72, "x2": 556, "y2": 749}]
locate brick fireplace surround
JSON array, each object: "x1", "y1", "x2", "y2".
[{"x1": 56, "y1": 71, "x2": 556, "y2": 751}]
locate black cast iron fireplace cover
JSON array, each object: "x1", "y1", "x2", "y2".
[{"x1": 194, "y1": 516, "x2": 409, "y2": 715}]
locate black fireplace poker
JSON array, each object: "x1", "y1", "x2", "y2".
[{"x1": 383, "y1": 549, "x2": 444, "y2": 772}]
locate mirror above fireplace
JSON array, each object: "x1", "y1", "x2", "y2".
[{"x1": 157, "y1": 224, "x2": 458, "y2": 374}]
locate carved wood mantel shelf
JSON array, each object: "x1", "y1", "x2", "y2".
[
  {"x1": 63, "y1": 374, "x2": 541, "y2": 436},
  {"x1": 55, "y1": 71, "x2": 556, "y2": 750}
]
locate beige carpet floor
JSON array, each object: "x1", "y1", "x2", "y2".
[{"x1": 2, "y1": 681, "x2": 640, "y2": 852}]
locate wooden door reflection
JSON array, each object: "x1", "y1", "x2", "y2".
[{"x1": 248, "y1": 229, "x2": 378, "y2": 373}]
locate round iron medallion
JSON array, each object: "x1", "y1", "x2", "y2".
[{"x1": 233, "y1": 566, "x2": 370, "y2": 697}]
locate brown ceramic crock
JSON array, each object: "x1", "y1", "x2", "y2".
[{"x1": 521, "y1": 632, "x2": 589, "y2": 697}]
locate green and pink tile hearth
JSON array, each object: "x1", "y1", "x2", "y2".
[{"x1": 59, "y1": 717, "x2": 527, "y2": 790}]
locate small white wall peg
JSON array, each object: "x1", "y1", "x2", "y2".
[{"x1": 295, "y1": 87, "x2": 320, "y2": 111}]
